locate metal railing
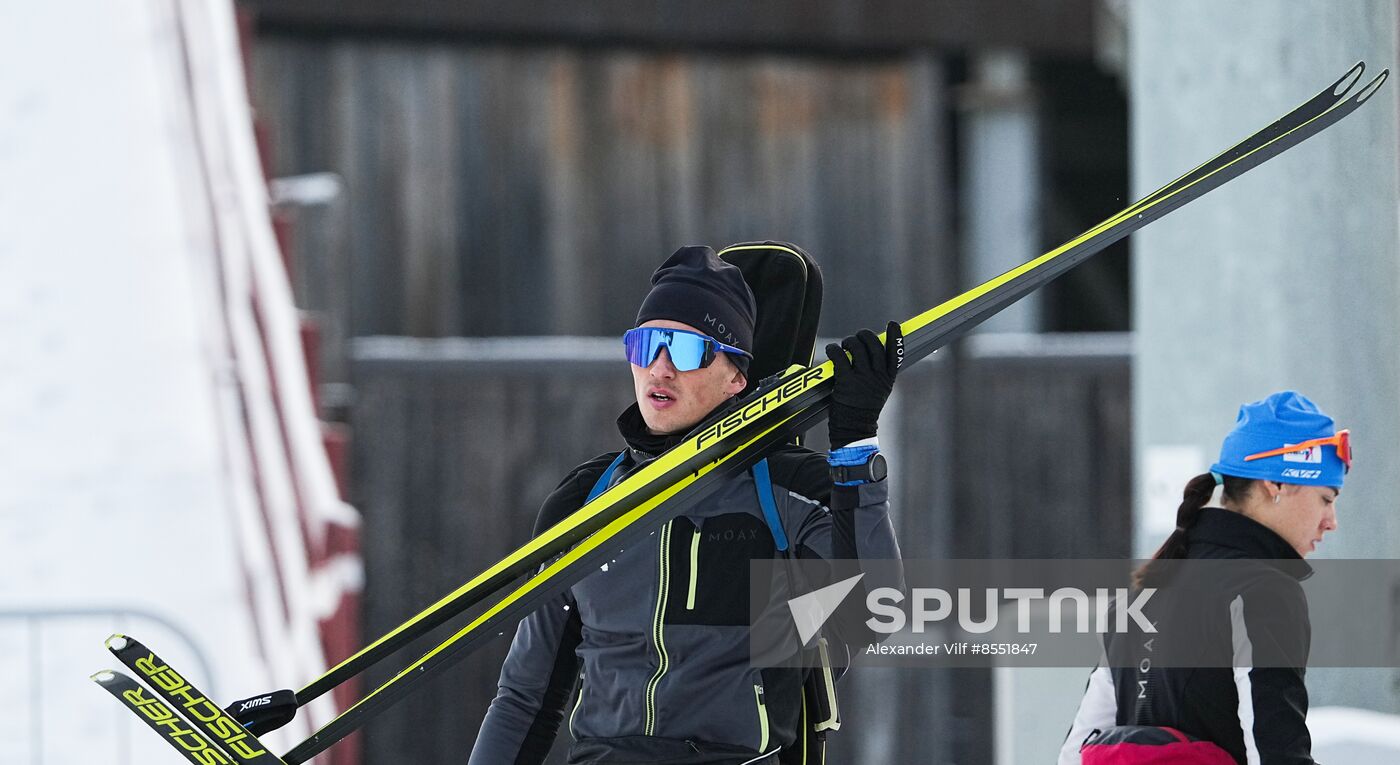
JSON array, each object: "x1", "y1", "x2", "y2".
[{"x1": 0, "y1": 608, "x2": 215, "y2": 765}]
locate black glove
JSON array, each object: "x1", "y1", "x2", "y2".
[{"x1": 825, "y1": 321, "x2": 903, "y2": 448}]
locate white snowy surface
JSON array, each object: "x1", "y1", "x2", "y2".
[
  {"x1": 1311, "y1": 706, "x2": 1400, "y2": 760},
  {"x1": 1, "y1": 0, "x2": 354, "y2": 761}
]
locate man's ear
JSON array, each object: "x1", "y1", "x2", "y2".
[{"x1": 726, "y1": 370, "x2": 747, "y2": 396}]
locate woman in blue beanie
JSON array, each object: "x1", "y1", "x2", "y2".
[{"x1": 1060, "y1": 390, "x2": 1351, "y2": 765}]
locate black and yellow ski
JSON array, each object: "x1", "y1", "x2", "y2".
[
  {"x1": 93, "y1": 668, "x2": 240, "y2": 765},
  {"x1": 272, "y1": 64, "x2": 1387, "y2": 764},
  {"x1": 1127, "y1": 62, "x2": 1367, "y2": 215},
  {"x1": 105, "y1": 634, "x2": 286, "y2": 764}
]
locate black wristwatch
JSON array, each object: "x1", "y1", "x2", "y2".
[{"x1": 829, "y1": 453, "x2": 888, "y2": 485}]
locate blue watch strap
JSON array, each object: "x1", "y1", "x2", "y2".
[
  {"x1": 828, "y1": 444, "x2": 879, "y2": 467},
  {"x1": 829, "y1": 444, "x2": 881, "y2": 485}
]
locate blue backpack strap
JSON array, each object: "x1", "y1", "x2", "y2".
[
  {"x1": 751, "y1": 458, "x2": 790, "y2": 552},
  {"x1": 586, "y1": 452, "x2": 629, "y2": 503}
]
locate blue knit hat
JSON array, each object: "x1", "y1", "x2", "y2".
[{"x1": 1210, "y1": 390, "x2": 1347, "y2": 487}]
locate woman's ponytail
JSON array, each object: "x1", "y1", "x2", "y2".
[{"x1": 1133, "y1": 472, "x2": 1217, "y2": 588}]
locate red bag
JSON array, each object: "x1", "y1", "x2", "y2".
[{"x1": 1081, "y1": 726, "x2": 1236, "y2": 764}]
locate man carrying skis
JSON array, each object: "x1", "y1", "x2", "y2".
[{"x1": 470, "y1": 245, "x2": 904, "y2": 765}]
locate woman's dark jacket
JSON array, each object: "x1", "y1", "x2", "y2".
[{"x1": 1060, "y1": 508, "x2": 1315, "y2": 765}]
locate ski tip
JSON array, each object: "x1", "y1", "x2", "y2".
[
  {"x1": 1356, "y1": 70, "x2": 1390, "y2": 103},
  {"x1": 1335, "y1": 61, "x2": 1366, "y2": 96},
  {"x1": 104, "y1": 633, "x2": 131, "y2": 651},
  {"x1": 92, "y1": 670, "x2": 118, "y2": 684}
]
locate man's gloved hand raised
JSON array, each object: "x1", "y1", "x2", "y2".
[{"x1": 825, "y1": 321, "x2": 903, "y2": 448}]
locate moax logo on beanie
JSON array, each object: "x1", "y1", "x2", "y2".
[{"x1": 703, "y1": 313, "x2": 736, "y2": 346}]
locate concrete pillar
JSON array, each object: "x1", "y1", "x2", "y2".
[
  {"x1": 960, "y1": 50, "x2": 1043, "y2": 333},
  {"x1": 1131, "y1": 0, "x2": 1400, "y2": 712}
]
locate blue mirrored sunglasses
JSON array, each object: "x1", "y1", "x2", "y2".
[{"x1": 623, "y1": 327, "x2": 751, "y2": 372}]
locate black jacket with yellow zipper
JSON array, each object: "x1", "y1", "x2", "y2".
[{"x1": 470, "y1": 401, "x2": 904, "y2": 765}]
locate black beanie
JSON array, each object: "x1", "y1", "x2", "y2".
[{"x1": 636, "y1": 245, "x2": 756, "y2": 372}]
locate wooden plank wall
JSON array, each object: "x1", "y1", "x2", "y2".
[
  {"x1": 240, "y1": 0, "x2": 1097, "y2": 57},
  {"x1": 348, "y1": 338, "x2": 1131, "y2": 764},
  {"x1": 249, "y1": 23, "x2": 1127, "y2": 765},
  {"x1": 251, "y1": 37, "x2": 952, "y2": 383},
  {"x1": 954, "y1": 334, "x2": 1134, "y2": 559},
  {"x1": 349, "y1": 338, "x2": 635, "y2": 765}
]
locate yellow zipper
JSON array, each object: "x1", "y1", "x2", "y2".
[
  {"x1": 686, "y1": 527, "x2": 701, "y2": 610},
  {"x1": 569, "y1": 677, "x2": 584, "y2": 738},
  {"x1": 754, "y1": 684, "x2": 770, "y2": 752},
  {"x1": 643, "y1": 521, "x2": 673, "y2": 735}
]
